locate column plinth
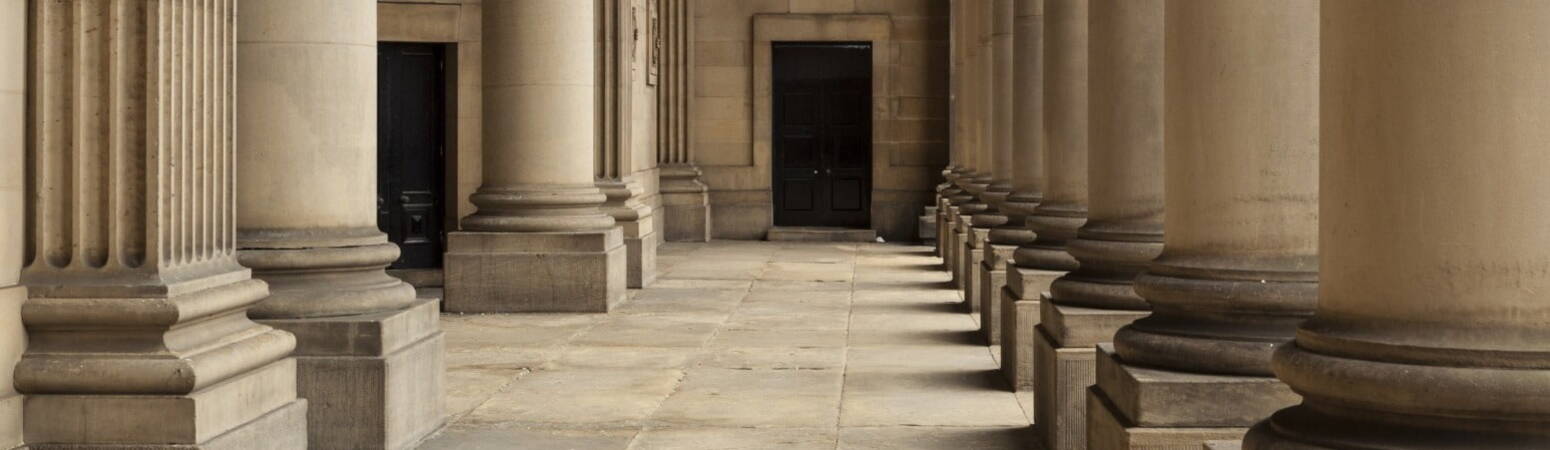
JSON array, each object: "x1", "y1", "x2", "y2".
[
  {"x1": 1247, "y1": 2, "x2": 1550, "y2": 447},
  {"x1": 660, "y1": 164, "x2": 711, "y2": 242},
  {"x1": 18, "y1": 2, "x2": 307, "y2": 446},
  {"x1": 1090, "y1": 2, "x2": 1317, "y2": 447},
  {"x1": 1002, "y1": 0, "x2": 1086, "y2": 393},
  {"x1": 236, "y1": 0, "x2": 444, "y2": 446},
  {"x1": 446, "y1": 0, "x2": 625, "y2": 313},
  {"x1": 1035, "y1": 1, "x2": 1164, "y2": 448}
]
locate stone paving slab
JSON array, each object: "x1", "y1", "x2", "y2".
[{"x1": 419, "y1": 241, "x2": 1036, "y2": 449}]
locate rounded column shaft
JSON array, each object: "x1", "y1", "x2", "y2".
[
  {"x1": 1046, "y1": 0, "x2": 1163, "y2": 312},
  {"x1": 1115, "y1": 0, "x2": 1319, "y2": 377},
  {"x1": 467, "y1": 0, "x2": 614, "y2": 232},
  {"x1": 1249, "y1": 2, "x2": 1550, "y2": 447},
  {"x1": 1012, "y1": 0, "x2": 1086, "y2": 273},
  {"x1": 997, "y1": 0, "x2": 1044, "y2": 231},
  {"x1": 237, "y1": 0, "x2": 415, "y2": 319}
]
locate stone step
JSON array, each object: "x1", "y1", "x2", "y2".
[{"x1": 766, "y1": 226, "x2": 879, "y2": 242}]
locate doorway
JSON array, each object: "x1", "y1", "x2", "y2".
[
  {"x1": 772, "y1": 42, "x2": 873, "y2": 228},
  {"x1": 378, "y1": 42, "x2": 447, "y2": 269}
]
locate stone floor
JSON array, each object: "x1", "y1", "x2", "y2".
[{"x1": 418, "y1": 241, "x2": 1037, "y2": 449}]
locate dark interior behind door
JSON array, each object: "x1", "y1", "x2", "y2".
[
  {"x1": 773, "y1": 42, "x2": 873, "y2": 228},
  {"x1": 378, "y1": 42, "x2": 446, "y2": 269}
]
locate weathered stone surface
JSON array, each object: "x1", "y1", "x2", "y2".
[{"x1": 444, "y1": 230, "x2": 627, "y2": 313}]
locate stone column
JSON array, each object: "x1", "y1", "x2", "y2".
[
  {"x1": 596, "y1": 0, "x2": 657, "y2": 288},
  {"x1": 1247, "y1": 2, "x2": 1550, "y2": 447},
  {"x1": 0, "y1": 1, "x2": 22, "y2": 444},
  {"x1": 1087, "y1": 1, "x2": 1317, "y2": 447},
  {"x1": 17, "y1": 1, "x2": 308, "y2": 446},
  {"x1": 235, "y1": 0, "x2": 444, "y2": 447},
  {"x1": 975, "y1": 0, "x2": 1020, "y2": 344},
  {"x1": 1001, "y1": 0, "x2": 1087, "y2": 393},
  {"x1": 659, "y1": 0, "x2": 711, "y2": 243},
  {"x1": 958, "y1": 0, "x2": 996, "y2": 313},
  {"x1": 1033, "y1": 1, "x2": 1164, "y2": 448},
  {"x1": 948, "y1": 0, "x2": 987, "y2": 289},
  {"x1": 445, "y1": 0, "x2": 626, "y2": 312},
  {"x1": 940, "y1": 0, "x2": 974, "y2": 279}
]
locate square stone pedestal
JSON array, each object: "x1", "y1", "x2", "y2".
[
  {"x1": 662, "y1": 190, "x2": 711, "y2": 242},
  {"x1": 1034, "y1": 302, "x2": 1150, "y2": 450},
  {"x1": 999, "y1": 268, "x2": 1064, "y2": 391},
  {"x1": 977, "y1": 243, "x2": 1016, "y2": 345},
  {"x1": 1087, "y1": 344, "x2": 1298, "y2": 450},
  {"x1": 920, "y1": 206, "x2": 938, "y2": 245},
  {"x1": 622, "y1": 219, "x2": 659, "y2": 288},
  {"x1": 262, "y1": 298, "x2": 447, "y2": 450},
  {"x1": 25, "y1": 359, "x2": 309, "y2": 449},
  {"x1": 961, "y1": 227, "x2": 989, "y2": 313},
  {"x1": 951, "y1": 216, "x2": 971, "y2": 288},
  {"x1": 445, "y1": 229, "x2": 627, "y2": 312}
]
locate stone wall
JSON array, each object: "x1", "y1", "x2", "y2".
[{"x1": 692, "y1": 0, "x2": 950, "y2": 240}]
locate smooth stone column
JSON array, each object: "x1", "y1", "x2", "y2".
[
  {"x1": 236, "y1": 1, "x2": 444, "y2": 447},
  {"x1": 18, "y1": 2, "x2": 307, "y2": 446},
  {"x1": 942, "y1": 0, "x2": 976, "y2": 279},
  {"x1": 951, "y1": 0, "x2": 990, "y2": 291},
  {"x1": 959, "y1": 0, "x2": 997, "y2": 314},
  {"x1": 975, "y1": 0, "x2": 1018, "y2": 343},
  {"x1": 1247, "y1": 2, "x2": 1550, "y2": 447},
  {"x1": 0, "y1": 2, "x2": 22, "y2": 444},
  {"x1": 446, "y1": 0, "x2": 626, "y2": 312},
  {"x1": 1002, "y1": 0, "x2": 1087, "y2": 392},
  {"x1": 1034, "y1": 1, "x2": 1164, "y2": 448},
  {"x1": 1088, "y1": 2, "x2": 1317, "y2": 447}
]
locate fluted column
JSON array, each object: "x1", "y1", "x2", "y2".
[
  {"x1": 975, "y1": 0, "x2": 1021, "y2": 344},
  {"x1": 18, "y1": 1, "x2": 307, "y2": 446},
  {"x1": 1248, "y1": 2, "x2": 1550, "y2": 447},
  {"x1": 1087, "y1": 2, "x2": 1317, "y2": 447},
  {"x1": 658, "y1": 0, "x2": 711, "y2": 243},
  {"x1": 1033, "y1": 1, "x2": 1164, "y2": 448},
  {"x1": 446, "y1": 0, "x2": 626, "y2": 312},
  {"x1": 958, "y1": 0, "x2": 997, "y2": 313},
  {"x1": 0, "y1": 2, "x2": 23, "y2": 445},
  {"x1": 596, "y1": 0, "x2": 658, "y2": 288},
  {"x1": 1001, "y1": 0, "x2": 1087, "y2": 393},
  {"x1": 235, "y1": 0, "x2": 444, "y2": 447}
]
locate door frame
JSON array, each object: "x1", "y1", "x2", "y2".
[
  {"x1": 752, "y1": 14, "x2": 892, "y2": 231},
  {"x1": 378, "y1": 41, "x2": 452, "y2": 269}
]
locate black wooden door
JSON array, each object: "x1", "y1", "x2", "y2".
[
  {"x1": 773, "y1": 42, "x2": 873, "y2": 228},
  {"x1": 378, "y1": 43, "x2": 446, "y2": 269}
]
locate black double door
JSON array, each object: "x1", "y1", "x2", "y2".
[
  {"x1": 772, "y1": 42, "x2": 873, "y2": 228},
  {"x1": 377, "y1": 43, "x2": 446, "y2": 269}
]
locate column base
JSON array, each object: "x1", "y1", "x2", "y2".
[
  {"x1": 1000, "y1": 268, "x2": 1064, "y2": 390},
  {"x1": 444, "y1": 229, "x2": 627, "y2": 312},
  {"x1": 1035, "y1": 301, "x2": 1152, "y2": 450},
  {"x1": 25, "y1": 360, "x2": 308, "y2": 449},
  {"x1": 1034, "y1": 325, "x2": 1097, "y2": 450},
  {"x1": 626, "y1": 229, "x2": 659, "y2": 288},
  {"x1": 920, "y1": 206, "x2": 938, "y2": 245},
  {"x1": 951, "y1": 218, "x2": 970, "y2": 288},
  {"x1": 978, "y1": 244, "x2": 1015, "y2": 345},
  {"x1": 260, "y1": 298, "x2": 446, "y2": 450},
  {"x1": 1087, "y1": 344, "x2": 1294, "y2": 450},
  {"x1": 961, "y1": 227, "x2": 989, "y2": 313}
]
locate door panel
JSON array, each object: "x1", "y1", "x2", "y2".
[
  {"x1": 772, "y1": 43, "x2": 873, "y2": 228},
  {"x1": 378, "y1": 43, "x2": 447, "y2": 269}
]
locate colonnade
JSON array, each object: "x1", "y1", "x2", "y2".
[{"x1": 935, "y1": 0, "x2": 1550, "y2": 448}]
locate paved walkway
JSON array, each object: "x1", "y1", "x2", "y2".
[{"x1": 420, "y1": 241, "x2": 1036, "y2": 449}]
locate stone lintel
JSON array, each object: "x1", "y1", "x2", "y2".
[
  {"x1": 444, "y1": 230, "x2": 627, "y2": 313},
  {"x1": 1041, "y1": 301, "x2": 1150, "y2": 349},
  {"x1": 1088, "y1": 385, "x2": 1247, "y2": 450},
  {"x1": 1094, "y1": 344, "x2": 1298, "y2": 428},
  {"x1": 24, "y1": 359, "x2": 303, "y2": 446}
]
